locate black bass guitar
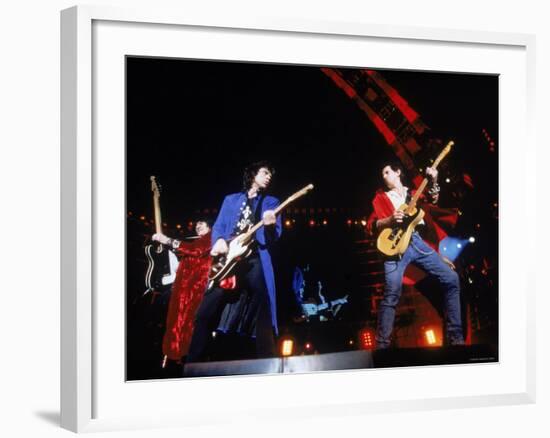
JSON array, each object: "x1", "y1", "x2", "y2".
[{"x1": 144, "y1": 176, "x2": 178, "y2": 294}]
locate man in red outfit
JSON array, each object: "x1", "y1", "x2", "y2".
[
  {"x1": 153, "y1": 219, "x2": 212, "y2": 364},
  {"x1": 366, "y1": 162, "x2": 464, "y2": 349}
]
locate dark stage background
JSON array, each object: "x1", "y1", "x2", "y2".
[{"x1": 126, "y1": 57, "x2": 498, "y2": 380}]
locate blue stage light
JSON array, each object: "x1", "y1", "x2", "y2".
[{"x1": 439, "y1": 236, "x2": 470, "y2": 261}]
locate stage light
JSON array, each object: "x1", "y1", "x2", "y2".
[
  {"x1": 309, "y1": 220, "x2": 316, "y2": 227},
  {"x1": 439, "y1": 236, "x2": 471, "y2": 262},
  {"x1": 359, "y1": 328, "x2": 375, "y2": 350},
  {"x1": 425, "y1": 329, "x2": 437, "y2": 345},
  {"x1": 284, "y1": 219, "x2": 292, "y2": 227},
  {"x1": 211, "y1": 331, "x2": 217, "y2": 338},
  {"x1": 140, "y1": 215, "x2": 146, "y2": 221},
  {"x1": 469, "y1": 236, "x2": 476, "y2": 243},
  {"x1": 305, "y1": 342, "x2": 312, "y2": 350},
  {"x1": 281, "y1": 339, "x2": 294, "y2": 357},
  {"x1": 176, "y1": 224, "x2": 182, "y2": 229},
  {"x1": 445, "y1": 178, "x2": 451, "y2": 183},
  {"x1": 346, "y1": 219, "x2": 352, "y2": 225},
  {"x1": 322, "y1": 220, "x2": 328, "y2": 225},
  {"x1": 361, "y1": 220, "x2": 367, "y2": 226}
]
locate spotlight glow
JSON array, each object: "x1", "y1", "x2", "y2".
[
  {"x1": 425, "y1": 329, "x2": 437, "y2": 345},
  {"x1": 439, "y1": 236, "x2": 469, "y2": 262},
  {"x1": 281, "y1": 339, "x2": 294, "y2": 357}
]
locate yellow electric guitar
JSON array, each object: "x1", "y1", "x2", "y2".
[{"x1": 376, "y1": 140, "x2": 454, "y2": 257}]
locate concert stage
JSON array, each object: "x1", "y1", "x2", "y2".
[{"x1": 183, "y1": 344, "x2": 497, "y2": 377}]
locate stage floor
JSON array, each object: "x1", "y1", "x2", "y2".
[{"x1": 183, "y1": 344, "x2": 497, "y2": 377}]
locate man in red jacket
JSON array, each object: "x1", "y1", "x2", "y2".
[{"x1": 367, "y1": 162, "x2": 464, "y2": 349}]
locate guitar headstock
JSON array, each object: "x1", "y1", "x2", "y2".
[
  {"x1": 433, "y1": 140, "x2": 454, "y2": 169},
  {"x1": 150, "y1": 176, "x2": 161, "y2": 198},
  {"x1": 442, "y1": 140, "x2": 454, "y2": 156},
  {"x1": 288, "y1": 184, "x2": 314, "y2": 202}
]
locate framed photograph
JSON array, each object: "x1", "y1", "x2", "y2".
[{"x1": 61, "y1": 5, "x2": 536, "y2": 433}]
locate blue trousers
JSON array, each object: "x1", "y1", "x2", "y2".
[{"x1": 376, "y1": 233, "x2": 464, "y2": 348}]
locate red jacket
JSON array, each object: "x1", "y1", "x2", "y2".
[{"x1": 162, "y1": 232, "x2": 212, "y2": 361}]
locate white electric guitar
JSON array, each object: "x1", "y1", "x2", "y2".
[{"x1": 208, "y1": 184, "x2": 314, "y2": 289}]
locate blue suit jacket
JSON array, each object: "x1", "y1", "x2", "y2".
[{"x1": 211, "y1": 192, "x2": 282, "y2": 334}]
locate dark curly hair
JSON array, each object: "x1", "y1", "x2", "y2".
[
  {"x1": 381, "y1": 161, "x2": 410, "y2": 187},
  {"x1": 242, "y1": 160, "x2": 276, "y2": 192},
  {"x1": 192, "y1": 214, "x2": 214, "y2": 228}
]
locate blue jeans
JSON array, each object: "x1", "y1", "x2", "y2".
[{"x1": 376, "y1": 233, "x2": 464, "y2": 348}]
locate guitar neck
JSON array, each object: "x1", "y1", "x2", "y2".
[
  {"x1": 243, "y1": 197, "x2": 290, "y2": 237},
  {"x1": 153, "y1": 195, "x2": 162, "y2": 234},
  {"x1": 243, "y1": 184, "x2": 314, "y2": 239},
  {"x1": 409, "y1": 178, "x2": 429, "y2": 209},
  {"x1": 409, "y1": 140, "x2": 454, "y2": 209}
]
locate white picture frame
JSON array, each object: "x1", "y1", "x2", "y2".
[{"x1": 61, "y1": 4, "x2": 536, "y2": 433}]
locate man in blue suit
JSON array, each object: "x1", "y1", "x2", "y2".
[{"x1": 186, "y1": 161, "x2": 282, "y2": 362}]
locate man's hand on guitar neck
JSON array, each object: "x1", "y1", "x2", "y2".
[
  {"x1": 153, "y1": 233, "x2": 180, "y2": 249},
  {"x1": 152, "y1": 233, "x2": 171, "y2": 245},
  {"x1": 211, "y1": 238, "x2": 229, "y2": 256},
  {"x1": 426, "y1": 167, "x2": 440, "y2": 204},
  {"x1": 426, "y1": 166, "x2": 438, "y2": 182},
  {"x1": 262, "y1": 210, "x2": 276, "y2": 226}
]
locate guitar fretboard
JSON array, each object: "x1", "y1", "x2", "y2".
[
  {"x1": 241, "y1": 184, "x2": 314, "y2": 240},
  {"x1": 408, "y1": 141, "x2": 453, "y2": 211}
]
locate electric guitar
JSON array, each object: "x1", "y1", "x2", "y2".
[
  {"x1": 376, "y1": 140, "x2": 454, "y2": 257},
  {"x1": 144, "y1": 176, "x2": 179, "y2": 294},
  {"x1": 302, "y1": 295, "x2": 349, "y2": 319},
  {"x1": 208, "y1": 184, "x2": 314, "y2": 289}
]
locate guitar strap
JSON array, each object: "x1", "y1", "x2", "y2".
[
  {"x1": 254, "y1": 193, "x2": 265, "y2": 223},
  {"x1": 247, "y1": 193, "x2": 265, "y2": 255}
]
